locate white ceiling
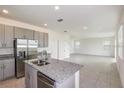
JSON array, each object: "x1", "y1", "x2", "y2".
[{"x1": 0, "y1": 5, "x2": 123, "y2": 38}]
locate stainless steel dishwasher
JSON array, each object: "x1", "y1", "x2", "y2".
[{"x1": 37, "y1": 71, "x2": 56, "y2": 88}]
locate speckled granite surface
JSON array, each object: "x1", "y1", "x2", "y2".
[{"x1": 25, "y1": 58, "x2": 83, "y2": 84}]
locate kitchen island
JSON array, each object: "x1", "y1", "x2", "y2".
[{"x1": 25, "y1": 58, "x2": 83, "y2": 88}]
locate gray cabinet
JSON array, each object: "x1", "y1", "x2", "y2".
[
  {"x1": 34, "y1": 31, "x2": 48, "y2": 48},
  {"x1": 0, "y1": 62, "x2": 3, "y2": 80},
  {"x1": 24, "y1": 29, "x2": 34, "y2": 40},
  {"x1": 34, "y1": 31, "x2": 43, "y2": 47},
  {"x1": 3, "y1": 59, "x2": 15, "y2": 80},
  {"x1": 39, "y1": 32, "x2": 44, "y2": 47},
  {"x1": 25, "y1": 63, "x2": 37, "y2": 88},
  {"x1": 0, "y1": 24, "x2": 14, "y2": 48},
  {"x1": 14, "y1": 27, "x2": 34, "y2": 39},
  {"x1": 0, "y1": 24, "x2": 5, "y2": 48},
  {"x1": 0, "y1": 59, "x2": 15, "y2": 81},
  {"x1": 34, "y1": 31, "x2": 40, "y2": 46},
  {"x1": 14, "y1": 27, "x2": 25, "y2": 39},
  {"x1": 4, "y1": 25, "x2": 14, "y2": 48},
  {"x1": 43, "y1": 33, "x2": 48, "y2": 47}
]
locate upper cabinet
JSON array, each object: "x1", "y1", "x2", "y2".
[
  {"x1": 0, "y1": 24, "x2": 14, "y2": 48},
  {"x1": 14, "y1": 27, "x2": 25, "y2": 39},
  {"x1": 24, "y1": 29, "x2": 34, "y2": 40},
  {"x1": 0, "y1": 24, "x2": 4, "y2": 48},
  {"x1": 4, "y1": 25, "x2": 14, "y2": 48},
  {"x1": 39, "y1": 32, "x2": 44, "y2": 47},
  {"x1": 34, "y1": 31, "x2": 40, "y2": 46},
  {"x1": 0, "y1": 24, "x2": 48, "y2": 48},
  {"x1": 34, "y1": 31, "x2": 48, "y2": 48},
  {"x1": 43, "y1": 33, "x2": 48, "y2": 47},
  {"x1": 14, "y1": 27, "x2": 34, "y2": 40}
]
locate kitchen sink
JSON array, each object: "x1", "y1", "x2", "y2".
[{"x1": 31, "y1": 60, "x2": 50, "y2": 66}]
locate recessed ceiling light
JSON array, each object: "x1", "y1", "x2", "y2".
[
  {"x1": 44, "y1": 24, "x2": 47, "y2": 26},
  {"x1": 2, "y1": 9, "x2": 8, "y2": 14},
  {"x1": 54, "y1": 6, "x2": 60, "y2": 10},
  {"x1": 83, "y1": 26, "x2": 88, "y2": 30}
]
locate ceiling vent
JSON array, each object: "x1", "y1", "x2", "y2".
[
  {"x1": 64, "y1": 30, "x2": 67, "y2": 32},
  {"x1": 57, "y1": 18, "x2": 63, "y2": 22}
]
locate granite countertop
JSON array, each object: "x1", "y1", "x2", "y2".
[
  {"x1": 0, "y1": 54, "x2": 14, "y2": 60},
  {"x1": 25, "y1": 58, "x2": 83, "y2": 84}
]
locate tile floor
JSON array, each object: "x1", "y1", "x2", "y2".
[
  {"x1": 0, "y1": 54, "x2": 122, "y2": 88},
  {"x1": 65, "y1": 54, "x2": 122, "y2": 88},
  {"x1": 0, "y1": 77, "x2": 25, "y2": 88}
]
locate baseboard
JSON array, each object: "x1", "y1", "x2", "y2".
[{"x1": 70, "y1": 53, "x2": 115, "y2": 57}]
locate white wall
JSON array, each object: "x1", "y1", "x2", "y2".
[
  {"x1": 73, "y1": 37, "x2": 115, "y2": 57},
  {"x1": 116, "y1": 10, "x2": 124, "y2": 87},
  {"x1": 0, "y1": 17, "x2": 71, "y2": 59}
]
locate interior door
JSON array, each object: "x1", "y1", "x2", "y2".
[{"x1": 63, "y1": 41, "x2": 70, "y2": 58}]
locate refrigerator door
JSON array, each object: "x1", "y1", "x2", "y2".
[
  {"x1": 17, "y1": 39, "x2": 28, "y2": 58},
  {"x1": 27, "y1": 40, "x2": 38, "y2": 60},
  {"x1": 14, "y1": 39, "x2": 28, "y2": 78}
]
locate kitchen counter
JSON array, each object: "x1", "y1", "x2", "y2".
[{"x1": 25, "y1": 58, "x2": 83, "y2": 84}]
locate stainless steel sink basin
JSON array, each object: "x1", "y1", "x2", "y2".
[{"x1": 31, "y1": 60, "x2": 50, "y2": 66}]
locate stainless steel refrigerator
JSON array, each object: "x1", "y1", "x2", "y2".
[{"x1": 14, "y1": 39, "x2": 38, "y2": 78}]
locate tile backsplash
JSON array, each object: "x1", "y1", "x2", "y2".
[
  {"x1": 38, "y1": 47, "x2": 51, "y2": 53},
  {"x1": 0, "y1": 48, "x2": 50, "y2": 55}
]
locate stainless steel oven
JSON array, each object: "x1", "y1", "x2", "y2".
[{"x1": 37, "y1": 71, "x2": 55, "y2": 88}]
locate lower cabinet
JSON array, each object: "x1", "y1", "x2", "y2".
[
  {"x1": 0, "y1": 59, "x2": 15, "y2": 81},
  {"x1": 0, "y1": 62, "x2": 3, "y2": 80},
  {"x1": 25, "y1": 63, "x2": 37, "y2": 88}
]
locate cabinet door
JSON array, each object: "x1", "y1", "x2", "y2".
[
  {"x1": 0, "y1": 24, "x2": 5, "y2": 47},
  {"x1": 25, "y1": 64, "x2": 31, "y2": 88},
  {"x1": 43, "y1": 33, "x2": 48, "y2": 47},
  {"x1": 3, "y1": 59, "x2": 15, "y2": 80},
  {"x1": 0, "y1": 62, "x2": 3, "y2": 81},
  {"x1": 14, "y1": 27, "x2": 25, "y2": 39},
  {"x1": 30, "y1": 65, "x2": 37, "y2": 88},
  {"x1": 39, "y1": 32, "x2": 44, "y2": 47},
  {"x1": 4, "y1": 25, "x2": 14, "y2": 48},
  {"x1": 34, "y1": 31, "x2": 40, "y2": 46},
  {"x1": 24, "y1": 29, "x2": 34, "y2": 40},
  {"x1": 25, "y1": 64, "x2": 37, "y2": 88}
]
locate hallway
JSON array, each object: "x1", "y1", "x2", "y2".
[{"x1": 65, "y1": 54, "x2": 122, "y2": 88}]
